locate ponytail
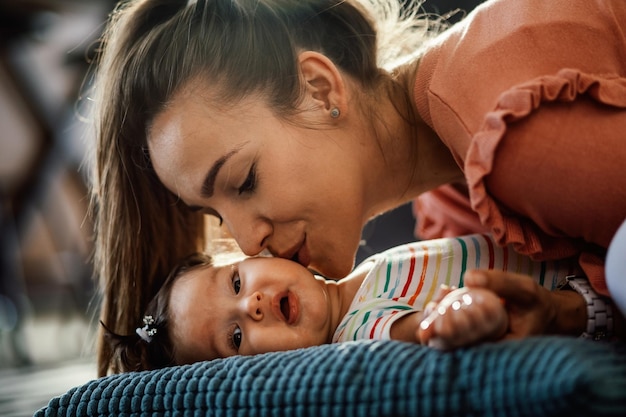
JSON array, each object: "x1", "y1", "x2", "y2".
[{"x1": 102, "y1": 252, "x2": 213, "y2": 372}]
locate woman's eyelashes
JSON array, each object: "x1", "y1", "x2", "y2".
[
  {"x1": 238, "y1": 162, "x2": 257, "y2": 195},
  {"x1": 209, "y1": 211, "x2": 223, "y2": 226},
  {"x1": 200, "y1": 207, "x2": 223, "y2": 226}
]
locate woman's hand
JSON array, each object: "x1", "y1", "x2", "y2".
[{"x1": 462, "y1": 270, "x2": 587, "y2": 339}]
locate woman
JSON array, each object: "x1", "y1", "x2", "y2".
[{"x1": 90, "y1": 0, "x2": 626, "y2": 375}]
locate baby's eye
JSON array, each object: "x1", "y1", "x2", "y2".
[
  {"x1": 232, "y1": 326, "x2": 242, "y2": 350},
  {"x1": 232, "y1": 272, "x2": 241, "y2": 294}
]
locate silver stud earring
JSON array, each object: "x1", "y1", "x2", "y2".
[{"x1": 330, "y1": 107, "x2": 340, "y2": 118}]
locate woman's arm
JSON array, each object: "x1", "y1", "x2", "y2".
[{"x1": 463, "y1": 270, "x2": 626, "y2": 340}]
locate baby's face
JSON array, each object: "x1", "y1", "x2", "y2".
[{"x1": 168, "y1": 256, "x2": 333, "y2": 364}]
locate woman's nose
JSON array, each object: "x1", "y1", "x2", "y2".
[
  {"x1": 223, "y1": 212, "x2": 272, "y2": 256},
  {"x1": 242, "y1": 291, "x2": 264, "y2": 321}
]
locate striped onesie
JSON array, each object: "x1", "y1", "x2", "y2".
[{"x1": 332, "y1": 234, "x2": 582, "y2": 343}]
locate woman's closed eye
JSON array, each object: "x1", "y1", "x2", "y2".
[
  {"x1": 188, "y1": 205, "x2": 223, "y2": 226},
  {"x1": 238, "y1": 162, "x2": 257, "y2": 195}
]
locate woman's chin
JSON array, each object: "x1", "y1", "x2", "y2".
[
  {"x1": 308, "y1": 241, "x2": 360, "y2": 278},
  {"x1": 316, "y1": 259, "x2": 355, "y2": 280}
]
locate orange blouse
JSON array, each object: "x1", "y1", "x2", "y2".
[{"x1": 412, "y1": 0, "x2": 626, "y2": 295}]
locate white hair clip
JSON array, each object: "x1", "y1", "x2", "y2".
[{"x1": 136, "y1": 315, "x2": 157, "y2": 343}]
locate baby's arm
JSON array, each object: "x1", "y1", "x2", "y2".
[{"x1": 417, "y1": 287, "x2": 509, "y2": 350}]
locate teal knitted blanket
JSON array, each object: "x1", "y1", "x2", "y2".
[{"x1": 36, "y1": 337, "x2": 626, "y2": 417}]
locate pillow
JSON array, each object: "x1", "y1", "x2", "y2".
[{"x1": 36, "y1": 336, "x2": 626, "y2": 417}]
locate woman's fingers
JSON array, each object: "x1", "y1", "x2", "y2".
[
  {"x1": 464, "y1": 269, "x2": 557, "y2": 338},
  {"x1": 464, "y1": 269, "x2": 541, "y2": 304}
]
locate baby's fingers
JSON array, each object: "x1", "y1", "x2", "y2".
[
  {"x1": 418, "y1": 293, "x2": 472, "y2": 349},
  {"x1": 433, "y1": 284, "x2": 455, "y2": 303},
  {"x1": 419, "y1": 288, "x2": 508, "y2": 349},
  {"x1": 422, "y1": 285, "x2": 455, "y2": 318}
]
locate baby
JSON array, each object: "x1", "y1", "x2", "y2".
[{"x1": 106, "y1": 234, "x2": 581, "y2": 371}]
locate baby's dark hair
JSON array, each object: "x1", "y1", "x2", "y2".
[{"x1": 102, "y1": 252, "x2": 213, "y2": 372}]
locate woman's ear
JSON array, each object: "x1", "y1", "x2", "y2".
[{"x1": 298, "y1": 51, "x2": 347, "y2": 118}]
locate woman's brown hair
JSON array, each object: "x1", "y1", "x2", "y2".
[{"x1": 89, "y1": 0, "x2": 435, "y2": 375}]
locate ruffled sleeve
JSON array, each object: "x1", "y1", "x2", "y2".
[{"x1": 465, "y1": 69, "x2": 626, "y2": 294}]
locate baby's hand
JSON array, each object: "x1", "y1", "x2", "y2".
[
  {"x1": 418, "y1": 287, "x2": 508, "y2": 350},
  {"x1": 422, "y1": 284, "x2": 455, "y2": 318}
]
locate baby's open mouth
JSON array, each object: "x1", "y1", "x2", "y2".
[
  {"x1": 273, "y1": 292, "x2": 298, "y2": 325},
  {"x1": 280, "y1": 296, "x2": 290, "y2": 321}
]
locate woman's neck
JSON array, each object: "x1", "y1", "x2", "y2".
[
  {"x1": 402, "y1": 59, "x2": 465, "y2": 190},
  {"x1": 360, "y1": 64, "x2": 464, "y2": 221}
]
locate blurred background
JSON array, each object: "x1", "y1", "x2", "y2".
[{"x1": 0, "y1": 1, "x2": 482, "y2": 416}]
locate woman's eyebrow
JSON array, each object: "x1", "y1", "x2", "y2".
[{"x1": 201, "y1": 148, "x2": 240, "y2": 198}]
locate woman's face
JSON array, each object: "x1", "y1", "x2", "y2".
[{"x1": 148, "y1": 84, "x2": 367, "y2": 278}]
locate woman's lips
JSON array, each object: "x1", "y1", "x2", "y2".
[
  {"x1": 294, "y1": 237, "x2": 310, "y2": 268},
  {"x1": 273, "y1": 292, "x2": 299, "y2": 325},
  {"x1": 282, "y1": 236, "x2": 310, "y2": 268}
]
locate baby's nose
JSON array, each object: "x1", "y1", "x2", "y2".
[{"x1": 243, "y1": 291, "x2": 264, "y2": 320}]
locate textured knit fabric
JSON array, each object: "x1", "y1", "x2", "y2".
[
  {"x1": 333, "y1": 234, "x2": 580, "y2": 342},
  {"x1": 412, "y1": 0, "x2": 626, "y2": 296},
  {"x1": 35, "y1": 337, "x2": 626, "y2": 417}
]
